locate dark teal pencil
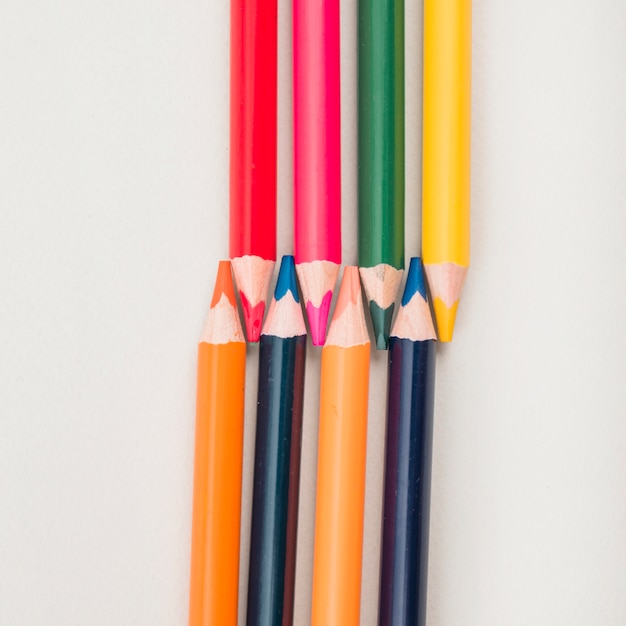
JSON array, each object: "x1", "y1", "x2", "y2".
[{"x1": 246, "y1": 256, "x2": 307, "y2": 626}]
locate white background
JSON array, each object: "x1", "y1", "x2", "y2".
[{"x1": 1, "y1": 1, "x2": 625, "y2": 624}]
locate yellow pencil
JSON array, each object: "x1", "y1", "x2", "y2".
[{"x1": 422, "y1": 0, "x2": 471, "y2": 342}]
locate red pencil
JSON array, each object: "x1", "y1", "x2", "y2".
[
  {"x1": 293, "y1": 0, "x2": 342, "y2": 346},
  {"x1": 230, "y1": 0, "x2": 277, "y2": 342}
]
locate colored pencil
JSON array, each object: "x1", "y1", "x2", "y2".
[
  {"x1": 311, "y1": 267, "x2": 370, "y2": 626},
  {"x1": 230, "y1": 0, "x2": 277, "y2": 342},
  {"x1": 422, "y1": 0, "x2": 471, "y2": 341},
  {"x1": 378, "y1": 258, "x2": 436, "y2": 626},
  {"x1": 358, "y1": 0, "x2": 405, "y2": 350},
  {"x1": 188, "y1": 261, "x2": 246, "y2": 626},
  {"x1": 246, "y1": 255, "x2": 307, "y2": 626},
  {"x1": 293, "y1": 0, "x2": 341, "y2": 346}
]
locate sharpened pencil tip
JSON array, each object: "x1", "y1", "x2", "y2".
[
  {"x1": 262, "y1": 256, "x2": 307, "y2": 339},
  {"x1": 307, "y1": 293, "x2": 333, "y2": 346},
  {"x1": 333, "y1": 266, "x2": 361, "y2": 311},
  {"x1": 358, "y1": 264, "x2": 404, "y2": 350},
  {"x1": 274, "y1": 256, "x2": 299, "y2": 303},
  {"x1": 296, "y1": 260, "x2": 340, "y2": 346},
  {"x1": 231, "y1": 255, "x2": 275, "y2": 344},
  {"x1": 424, "y1": 261, "x2": 467, "y2": 342},
  {"x1": 402, "y1": 258, "x2": 428, "y2": 305},
  {"x1": 391, "y1": 259, "x2": 436, "y2": 342},
  {"x1": 202, "y1": 260, "x2": 245, "y2": 344},
  {"x1": 325, "y1": 267, "x2": 369, "y2": 348},
  {"x1": 432, "y1": 298, "x2": 458, "y2": 342},
  {"x1": 369, "y1": 302, "x2": 394, "y2": 350},
  {"x1": 239, "y1": 292, "x2": 266, "y2": 343},
  {"x1": 211, "y1": 260, "x2": 237, "y2": 308}
]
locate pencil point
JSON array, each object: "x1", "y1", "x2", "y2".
[
  {"x1": 306, "y1": 293, "x2": 333, "y2": 346},
  {"x1": 391, "y1": 258, "x2": 436, "y2": 342},
  {"x1": 262, "y1": 256, "x2": 307, "y2": 338},
  {"x1": 424, "y1": 262, "x2": 467, "y2": 343},
  {"x1": 326, "y1": 267, "x2": 369, "y2": 348},
  {"x1": 211, "y1": 260, "x2": 237, "y2": 308},
  {"x1": 359, "y1": 264, "x2": 403, "y2": 351},
  {"x1": 368, "y1": 302, "x2": 395, "y2": 350},
  {"x1": 274, "y1": 255, "x2": 299, "y2": 303},
  {"x1": 201, "y1": 260, "x2": 245, "y2": 344},
  {"x1": 402, "y1": 259, "x2": 428, "y2": 305},
  {"x1": 296, "y1": 260, "x2": 340, "y2": 346},
  {"x1": 239, "y1": 292, "x2": 266, "y2": 343},
  {"x1": 231, "y1": 255, "x2": 275, "y2": 343},
  {"x1": 432, "y1": 298, "x2": 458, "y2": 342}
]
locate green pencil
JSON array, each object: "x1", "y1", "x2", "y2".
[{"x1": 358, "y1": 0, "x2": 405, "y2": 350}]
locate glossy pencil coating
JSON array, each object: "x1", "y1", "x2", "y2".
[
  {"x1": 379, "y1": 258, "x2": 436, "y2": 626},
  {"x1": 230, "y1": 0, "x2": 277, "y2": 260},
  {"x1": 422, "y1": 0, "x2": 471, "y2": 341},
  {"x1": 358, "y1": 0, "x2": 405, "y2": 350},
  {"x1": 358, "y1": 0, "x2": 404, "y2": 270},
  {"x1": 293, "y1": 0, "x2": 341, "y2": 265},
  {"x1": 247, "y1": 257, "x2": 307, "y2": 626},
  {"x1": 230, "y1": 0, "x2": 278, "y2": 342},
  {"x1": 311, "y1": 267, "x2": 370, "y2": 626},
  {"x1": 293, "y1": 0, "x2": 341, "y2": 345},
  {"x1": 189, "y1": 261, "x2": 246, "y2": 626}
]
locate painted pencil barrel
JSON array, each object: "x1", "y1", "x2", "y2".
[
  {"x1": 230, "y1": 0, "x2": 277, "y2": 260},
  {"x1": 422, "y1": 0, "x2": 471, "y2": 267},
  {"x1": 379, "y1": 338, "x2": 436, "y2": 626},
  {"x1": 358, "y1": 0, "x2": 404, "y2": 269},
  {"x1": 293, "y1": 0, "x2": 341, "y2": 264},
  {"x1": 189, "y1": 342, "x2": 246, "y2": 626},
  {"x1": 247, "y1": 334, "x2": 306, "y2": 626},
  {"x1": 311, "y1": 344, "x2": 370, "y2": 626}
]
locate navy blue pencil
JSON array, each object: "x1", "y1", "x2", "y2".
[
  {"x1": 378, "y1": 258, "x2": 437, "y2": 626},
  {"x1": 247, "y1": 255, "x2": 307, "y2": 626}
]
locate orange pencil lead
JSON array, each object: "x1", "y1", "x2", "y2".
[{"x1": 211, "y1": 260, "x2": 237, "y2": 308}]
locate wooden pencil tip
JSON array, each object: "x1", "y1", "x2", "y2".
[
  {"x1": 307, "y1": 301, "x2": 332, "y2": 346},
  {"x1": 240, "y1": 296, "x2": 266, "y2": 343},
  {"x1": 432, "y1": 298, "x2": 458, "y2": 342},
  {"x1": 391, "y1": 258, "x2": 436, "y2": 342},
  {"x1": 262, "y1": 256, "x2": 307, "y2": 338},
  {"x1": 368, "y1": 302, "x2": 395, "y2": 350},
  {"x1": 326, "y1": 267, "x2": 369, "y2": 348},
  {"x1": 402, "y1": 257, "x2": 428, "y2": 305},
  {"x1": 211, "y1": 260, "x2": 237, "y2": 309},
  {"x1": 296, "y1": 260, "x2": 340, "y2": 346},
  {"x1": 231, "y1": 255, "x2": 275, "y2": 343},
  {"x1": 274, "y1": 255, "x2": 299, "y2": 303},
  {"x1": 424, "y1": 262, "x2": 467, "y2": 342},
  {"x1": 333, "y1": 266, "x2": 360, "y2": 314},
  {"x1": 359, "y1": 264, "x2": 403, "y2": 351},
  {"x1": 202, "y1": 261, "x2": 245, "y2": 344}
]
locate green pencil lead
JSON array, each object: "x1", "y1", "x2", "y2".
[{"x1": 369, "y1": 301, "x2": 395, "y2": 350}]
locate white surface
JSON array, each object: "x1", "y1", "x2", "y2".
[{"x1": 1, "y1": 1, "x2": 626, "y2": 624}]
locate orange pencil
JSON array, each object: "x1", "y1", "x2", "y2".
[
  {"x1": 188, "y1": 261, "x2": 246, "y2": 626},
  {"x1": 311, "y1": 267, "x2": 371, "y2": 626}
]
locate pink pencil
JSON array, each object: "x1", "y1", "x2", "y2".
[{"x1": 293, "y1": 0, "x2": 342, "y2": 346}]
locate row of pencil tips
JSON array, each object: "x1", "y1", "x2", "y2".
[
  {"x1": 190, "y1": 254, "x2": 438, "y2": 625},
  {"x1": 206, "y1": 256, "x2": 443, "y2": 350},
  {"x1": 230, "y1": 0, "x2": 470, "y2": 350}
]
